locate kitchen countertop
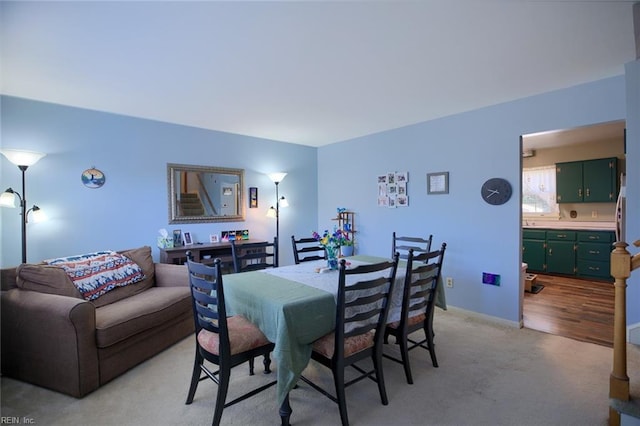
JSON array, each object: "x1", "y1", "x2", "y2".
[{"x1": 523, "y1": 220, "x2": 616, "y2": 231}]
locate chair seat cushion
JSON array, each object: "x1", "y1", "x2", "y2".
[
  {"x1": 387, "y1": 312, "x2": 426, "y2": 330},
  {"x1": 197, "y1": 315, "x2": 270, "y2": 355},
  {"x1": 312, "y1": 330, "x2": 375, "y2": 358}
]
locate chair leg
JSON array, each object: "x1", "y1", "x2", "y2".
[
  {"x1": 186, "y1": 350, "x2": 203, "y2": 404},
  {"x1": 333, "y1": 366, "x2": 349, "y2": 426},
  {"x1": 263, "y1": 353, "x2": 272, "y2": 374},
  {"x1": 424, "y1": 323, "x2": 438, "y2": 368},
  {"x1": 212, "y1": 365, "x2": 231, "y2": 426},
  {"x1": 373, "y1": 350, "x2": 389, "y2": 406},
  {"x1": 398, "y1": 332, "x2": 414, "y2": 385},
  {"x1": 249, "y1": 357, "x2": 255, "y2": 375}
]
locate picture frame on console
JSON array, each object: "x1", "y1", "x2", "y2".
[{"x1": 183, "y1": 232, "x2": 193, "y2": 245}]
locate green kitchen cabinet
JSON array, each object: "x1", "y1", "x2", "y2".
[
  {"x1": 576, "y1": 230, "x2": 615, "y2": 281},
  {"x1": 555, "y1": 161, "x2": 583, "y2": 203},
  {"x1": 523, "y1": 229, "x2": 546, "y2": 272},
  {"x1": 546, "y1": 230, "x2": 576, "y2": 275},
  {"x1": 556, "y1": 157, "x2": 617, "y2": 203}
]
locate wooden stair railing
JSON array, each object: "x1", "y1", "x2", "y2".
[{"x1": 609, "y1": 239, "x2": 640, "y2": 425}]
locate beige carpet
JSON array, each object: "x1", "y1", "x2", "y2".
[{"x1": 2, "y1": 307, "x2": 639, "y2": 426}]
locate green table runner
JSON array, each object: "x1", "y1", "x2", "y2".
[{"x1": 223, "y1": 271, "x2": 335, "y2": 406}]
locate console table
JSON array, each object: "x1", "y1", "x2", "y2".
[{"x1": 159, "y1": 239, "x2": 266, "y2": 272}]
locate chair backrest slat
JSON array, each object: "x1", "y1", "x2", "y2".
[
  {"x1": 187, "y1": 258, "x2": 230, "y2": 355},
  {"x1": 392, "y1": 232, "x2": 433, "y2": 260},
  {"x1": 334, "y1": 255, "x2": 399, "y2": 359},
  {"x1": 291, "y1": 235, "x2": 326, "y2": 264},
  {"x1": 401, "y1": 243, "x2": 447, "y2": 326},
  {"x1": 231, "y1": 238, "x2": 278, "y2": 273}
]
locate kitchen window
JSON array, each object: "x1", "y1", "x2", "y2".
[{"x1": 523, "y1": 165, "x2": 559, "y2": 217}]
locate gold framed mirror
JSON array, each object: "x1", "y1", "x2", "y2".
[{"x1": 167, "y1": 163, "x2": 245, "y2": 224}]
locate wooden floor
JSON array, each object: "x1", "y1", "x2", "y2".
[{"x1": 523, "y1": 274, "x2": 615, "y2": 347}]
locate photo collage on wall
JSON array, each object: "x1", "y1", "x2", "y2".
[{"x1": 377, "y1": 171, "x2": 408, "y2": 208}]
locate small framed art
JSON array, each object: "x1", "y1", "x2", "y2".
[
  {"x1": 183, "y1": 232, "x2": 193, "y2": 245},
  {"x1": 427, "y1": 172, "x2": 449, "y2": 194},
  {"x1": 209, "y1": 234, "x2": 219, "y2": 243},
  {"x1": 249, "y1": 187, "x2": 258, "y2": 208},
  {"x1": 173, "y1": 229, "x2": 182, "y2": 246}
]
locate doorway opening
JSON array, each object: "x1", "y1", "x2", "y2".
[{"x1": 520, "y1": 120, "x2": 625, "y2": 347}]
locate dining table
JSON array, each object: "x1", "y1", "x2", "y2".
[{"x1": 222, "y1": 254, "x2": 447, "y2": 425}]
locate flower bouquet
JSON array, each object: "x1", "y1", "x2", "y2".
[{"x1": 312, "y1": 228, "x2": 350, "y2": 270}]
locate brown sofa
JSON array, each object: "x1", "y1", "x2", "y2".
[{"x1": 0, "y1": 246, "x2": 194, "y2": 397}]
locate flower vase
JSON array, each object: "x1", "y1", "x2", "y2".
[{"x1": 326, "y1": 245, "x2": 339, "y2": 270}]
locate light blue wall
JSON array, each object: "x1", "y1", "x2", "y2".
[
  {"x1": 2, "y1": 70, "x2": 638, "y2": 327},
  {"x1": 0, "y1": 96, "x2": 318, "y2": 267},
  {"x1": 318, "y1": 75, "x2": 630, "y2": 324},
  {"x1": 625, "y1": 60, "x2": 640, "y2": 326}
]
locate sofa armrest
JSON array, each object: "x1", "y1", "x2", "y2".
[
  {"x1": 154, "y1": 263, "x2": 189, "y2": 288},
  {"x1": 1, "y1": 288, "x2": 99, "y2": 397}
]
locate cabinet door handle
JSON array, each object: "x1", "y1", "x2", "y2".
[
  {"x1": 586, "y1": 188, "x2": 590, "y2": 197},
  {"x1": 578, "y1": 188, "x2": 582, "y2": 197},
  {"x1": 589, "y1": 250, "x2": 600, "y2": 255},
  {"x1": 548, "y1": 248, "x2": 553, "y2": 255},
  {"x1": 588, "y1": 266, "x2": 600, "y2": 271}
]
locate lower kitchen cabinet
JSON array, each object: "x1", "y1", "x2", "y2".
[
  {"x1": 546, "y1": 230, "x2": 576, "y2": 275},
  {"x1": 576, "y1": 231, "x2": 615, "y2": 280},
  {"x1": 522, "y1": 228, "x2": 614, "y2": 282},
  {"x1": 523, "y1": 229, "x2": 546, "y2": 272}
]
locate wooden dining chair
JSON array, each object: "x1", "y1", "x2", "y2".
[
  {"x1": 230, "y1": 237, "x2": 278, "y2": 273},
  {"x1": 392, "y1": 232, "x2": 433, "y2": 260},
  {"x1": 300, "y1": 254, "x2": 400, "y2": 426},
  {"x1": 185, "y1": 258, "x2": 277, "y2": 426},
  {"x1": 383, "y1": 243, "x2": 447, "y2": 384},
  {"x1": 291, "y1": 235, "x2": 326, "y2": 264}
]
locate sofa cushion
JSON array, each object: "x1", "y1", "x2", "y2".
[
  {"x1": 16, "y1": 263, "x2": 83, "y2": 299},
  {"x1": 45, "y1": 251, "x2": 145, "y2": 302},
  {"x1": 90, "y1": 246, "x2": 156, "y2": 308},
  {"x1": 94, "y1": 286, "x2": 192, "y2": 348}
]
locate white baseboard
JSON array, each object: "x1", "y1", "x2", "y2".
[
  {"x1": 628, "y1": 322, "x2": 640, "y2": 345},
  {"x1": 444, "y1": 305, "x2": 522, "y2": 329}
]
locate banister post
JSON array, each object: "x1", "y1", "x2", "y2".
[{"x1": 609, "y1": 242, "x2": 631, "y2": 425}]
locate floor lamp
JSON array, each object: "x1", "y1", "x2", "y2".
[
  {"x1": 267, "y1": 172, "x2": 288, "y2": 265},
  {"x1": 0, "y1": 149, "x2": 46, "y2": 264}
]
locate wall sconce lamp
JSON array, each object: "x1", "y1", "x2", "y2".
[
  {"x1": 267, "y1": 172, "x2": 288, "y2": 264},
  {"x1": 0, "y1": 149, "x2": 47, "y2": 264}
]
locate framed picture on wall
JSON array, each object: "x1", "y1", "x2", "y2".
[
  {"x1": 183, "y1": 232, "x2": 193, "y2": 245},
  {"x1": 249, "y1": 187, "x2": 258, "y2": 208},
  {"x1": 427, "y1": 172, "x2": 449, "y2": 194},
  {"x1": 209, "y1": 234, "x2": 219, "y2": 243}
]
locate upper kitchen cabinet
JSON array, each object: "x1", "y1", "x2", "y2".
[{"x1": 556, "y1": 157, "x2": 617, "y2": 203}]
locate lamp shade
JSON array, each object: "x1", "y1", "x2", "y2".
[
  {"x1": 268, "y1": 172, "x2": 287, "y2": 183},
  {"x1": 1, "y1": 149, "x2": 46, "y2": 167},
  {"x1": 0, "y1": 190, "x2": 18, "y2": 207},
  {"x1": 279, "y1": 196, "x2": 289, "y2": 208},
  {"x1": 266, "y1": 206, "x2": 277, "y2": 218},
  {"x1": 30, "y1": 206, "x2": 47, "y2": 223}
]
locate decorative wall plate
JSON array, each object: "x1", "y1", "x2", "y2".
[{"x1": 81, "y1": 168, "x2": 106, "y2": 188}]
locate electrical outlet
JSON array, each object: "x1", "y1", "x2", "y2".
[
  {"x1": 591, "y1": 210, "x2": 598, "y2": 218},
  {"x1": 446, "y1": 277, "x2": 453, "y2": 288}
]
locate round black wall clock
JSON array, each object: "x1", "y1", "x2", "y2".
[{"x1": 481, "y1": 178, "x2": 512, "y2": 205}]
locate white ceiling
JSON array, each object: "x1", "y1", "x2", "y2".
[{"x1": 0, "y1": 1, "x2": 636, "y2": 147}]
